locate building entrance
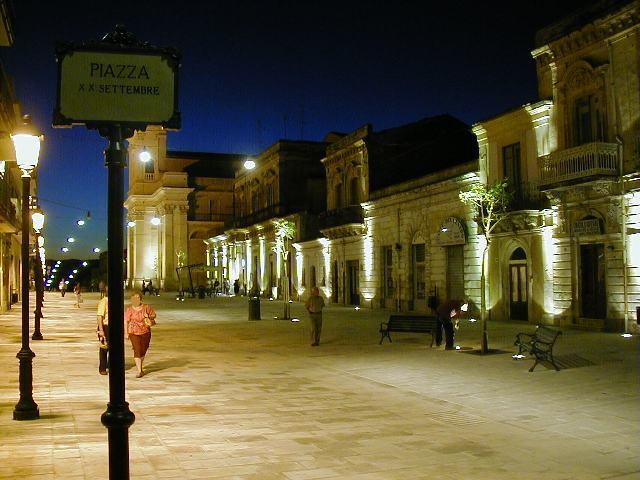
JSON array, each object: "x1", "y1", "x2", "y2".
[
  {"x1": 346, "y1": 259, "x2": 359, "y2": 305},
  {"x1": 580, "y1": 243, "x2": 606, "y2": 318},
  {"x1": 509, "y1": 247, "x2": 528, "y2": 320}
]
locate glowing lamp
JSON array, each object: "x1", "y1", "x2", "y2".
[
  {"x1": 93, "y1": 247, "x2": 101, "y2": 253},
  {"x1": 61, "y1": 247, "x2": 69, "y2": 253},
  {"x1": 127, "y1": 221, "x2": 136, "y2": 228},
  {"x1": 77, "y1": 220, "x2": 85, "y2": 226},
  {"x1": 11, "y1": 115, "x2": 41, "y2": 174},
  {"x1": 150, "y1": 217, "x2": 161, "y2": 226},
  {"x1": 243, "y1": 159, "x2": 256, "y2": 170},
  {"x1": 139, "y1": 148, "x2": 151, "y2": 163},
  {"x1": 31, "y1": 212, "x2": 45, "y2": 231},
  {"x1": 67, "y1": 237, "x2": 75, "y2": 243}
]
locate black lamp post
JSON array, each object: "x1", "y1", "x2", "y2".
[
  {"x1": 32, "y1": 210, "x2": 45, "y2": 340},
  {"x1": 12, "y1": 115, "x2": 41, "y2": 421}
]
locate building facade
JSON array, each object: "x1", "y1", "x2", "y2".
[
  {"x1": 124, "y1": 1, "x2": 639, "y2": 332},
  {"x1": 0, "y1": 3, "x2": 29, "y2": 313}
]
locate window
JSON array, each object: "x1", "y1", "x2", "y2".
[
  {"x1": 382, "y1": 246, "x2": 394, "y2": 298},
  {"x1": 574, "y1": 94, "x2": 606, "y2": 145},
  {"x1": 349, "y1": 177, "x2": 360, "y2": 205},
  {"x1": 266, "y1": 183, "x2": 275, "y2": 207},
  {"x1": 251, "y1": 191, "x2": 259, "y2": 213},
  {"x1": 143, "y1": 159, "x2": 155, "y2": 174},
  {"x1": 502, "y1": 143, "x2": 521, "y2": 190}
]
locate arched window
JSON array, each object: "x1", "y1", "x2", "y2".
[{"x1": 510, "y1": 247, "x2": 526, "y2": 261}]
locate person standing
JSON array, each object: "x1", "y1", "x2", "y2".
[
  {"x1": 73, "y1": 284, "x2": 82, "y2": 308},
  {"x1": 96, "y1": 287, "x2": 109, "y2": 375},
  {"x1": 60, "y1": 281, "x2": 67, "y2": 297},
  {"x1": 305, "y1": 286, "x2": 325, "y2": 346},
  {"x1": 124, "y1": 291, "x2": 156, "y2": 378},
  {"x1": 435, "y1": 299, "x2": 468, "y2": 350}
]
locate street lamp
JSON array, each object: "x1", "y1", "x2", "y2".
[
  {"x1": 31, "y1": 211, "x2": 45, "y2": 341},
  {"x1": 139, "y1": 147, "x2": 151, "y2": 163},
  {"x1": 12, "y1": 114, "x2": 41, "y2": 421},
  {"x1": 243, "y1": 158, "x2": 256, "y2": 170}
]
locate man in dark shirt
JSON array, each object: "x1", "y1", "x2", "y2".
[{"x1": 436, "y1": 299, "x2": 468, "y2": 350}]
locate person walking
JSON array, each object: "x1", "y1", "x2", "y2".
[
  {"x1": 435, "y1": 299, "x2": 468, "y2": 350},
  {"x1": 96, "y1": 287, "x2": 109, "y2": 375},
  {"x1": 73, "y1": 284, "x2": 83, "y2": 308},
  {"x1": 60, "y1": 281, "x2": 67, "y2": 297},
  {"x1": 124, "y1": 290, "x2": 156, "y2": 378},
  {"x1": 305, "y1": 286, "x2": 325, "y2": 346}
]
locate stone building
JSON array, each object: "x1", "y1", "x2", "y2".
[
  {"x1": 205, "y1": 139, "x2": 327, "y2": 298},
  {"x1": 0, "y1": 5, "x2": 30, "y2": 312},
  {"x1": 124, "y1": 0, "x2": 639, "y2": 333},
  {"x1": 294, "y1": 116, "x2": 479, "y2": 311},
  {"x1": 124, "y1": 126, "x2": 245, "y2": 290}
]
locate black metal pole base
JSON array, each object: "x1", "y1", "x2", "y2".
[
  {"x1": 32, "y1": 331, "x2": 43, "y2": 341},
  {"x1": 101, "y1": 402, "x2": 135, "y2": 474},
  {"x1": 13, "y1": 348, "x2": 39, "y2": 420}
]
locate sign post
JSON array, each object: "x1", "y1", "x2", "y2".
[{"x1": 53, "y1": 25, "x2": 180, "y2": 480}]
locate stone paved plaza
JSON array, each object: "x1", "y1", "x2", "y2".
[{"x1": 0, "y1": 292, "x2": 638, "y2": 479}]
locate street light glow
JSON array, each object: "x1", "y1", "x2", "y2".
[
  {"x1": 243, "y1": 159, "x2": 256, "y2": 170},
  {"x1": 77, "y1": 220, "x2": 85, "y2": 226},
  {"x1": 82, "y1": 261, "x2": 88, "y2": 266},
  {"x1": 150, "y1": 217, "x2": 161, "y2": 226},
  {"x1": 61, "y1": 247, "x2": 69, "y2": 252},
  {"x1": 67, "y1": 237, "x2": 75, "y2": 243},
  {"x1": 72, "y1": 269, "x2": 78, "y2": 274},
  {"x1": 139, "y1": 148, "x2": 151, "y2": 163},
  {"x1": 127, "y1": 221, "x2": 136, "y2": 228},
  {"x1": 93, "y1": 247, "x2": 101, "y2": 253}
]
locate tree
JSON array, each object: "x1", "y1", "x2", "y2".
[
  {"x1": 272, "y1": 219, "x2": 296, "y2": 319},
  {"x1": 459, "y1": 180, "x2": 512, "y2": 353}
]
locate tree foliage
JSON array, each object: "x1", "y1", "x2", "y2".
[{"x1": 459, "y1": 180, "x2": 512, "y2": 238}]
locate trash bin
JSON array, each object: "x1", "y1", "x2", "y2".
[{"x1": 248, "y1": 296, "x2": 261, "y2": 321}]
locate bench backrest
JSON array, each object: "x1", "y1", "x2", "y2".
[
  {"x1": 535, "y1": 326, "x2": 561, "y2": 344},
  {"x1": 387, "y1": 315, "x2": 437, "y2": 332}
]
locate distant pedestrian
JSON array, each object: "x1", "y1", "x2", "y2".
[
  {"x1": 141, "y1": 280, "x2": 147, "y2": 295},
  {"x1": 124, "y1": 291, "x2": 156, "y2": 378},
  {"x1": 223, "y1": 278, "x2": 230, "y2": 295},
  {"x1": 305, "y1": 286, "x2": 325, "y2": 346},
  {"x1": 435, "y1": 299, "x2": 468, "y2": 350},
  {"x1": 96, "y1": 287, "x2": 109, "y2": 375},
  {"x1": 233, "y1": 279, "x2": 240, "y2": 296},
  {"x1": 73, "y1": 284, "x2": 83, "y2": 308},
  {"x1": 60, "y1": 281, "x2": 67, "y2": 297},
  {"x1": 213, "y1": 279, "x2": 220, "y2": 295}
]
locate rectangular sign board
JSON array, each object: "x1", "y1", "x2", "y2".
[{"x1": 54, "y1": 48, "x2": 179, "y2": 128}]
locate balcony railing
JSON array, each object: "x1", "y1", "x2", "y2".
[
  {"x1": 226, "y1": 204, "x2": 288, "y2": 229},
  {"x1": 538, "y1": 142, "x2": 618, "y2": 188},
  {"x1": 188, "y1": 212, "x2": 233, "y2": 223},
  {"x1": 318, "y1": 205, "x2": 364, "y2": 230}
]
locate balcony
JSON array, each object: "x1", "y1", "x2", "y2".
[
  {"x1": 538, "y1": 142, "x2": 618, "y2": 189},
  {"x1": 509, "y1": 181, "x2": 549, "y2": 211},
  {"x1": 188, "y1": 212, "x2": 233, "y2": 223},
  {"x1": 318, "y1": 206, "x2": 365, "y2": 239},
  {"x1": 226, "y1": 204, "x2": 288, "y2": 229}
]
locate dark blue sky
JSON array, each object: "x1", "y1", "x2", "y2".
[{"x1": 1, "y1": 0, "x2": 587, "y2": 258}]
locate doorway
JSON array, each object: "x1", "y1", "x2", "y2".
[
  {"x1": 346, "y1": 260, "x2": 360, "y2": 305},
  {"x1": 580, "y1": 243, "x2": 606, "y2": 318},
  {"x1": 509, "y1": 247, "x2": 528, "y2": 320}
]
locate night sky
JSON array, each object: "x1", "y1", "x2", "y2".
[{"x1": 1, "y1": 0, "x2": 588, "y2": 259}]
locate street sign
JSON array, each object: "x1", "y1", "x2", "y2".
[{"x1": 53, "y1": 32, "x2": 180, "y2": 129}]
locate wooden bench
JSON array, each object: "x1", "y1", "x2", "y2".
[
  {"x1": 379, "y1": 315, "x2": 438, "y2": 347},
  {"x1": 514, "y1": 325, "x2": 562, "y2": 372}
]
